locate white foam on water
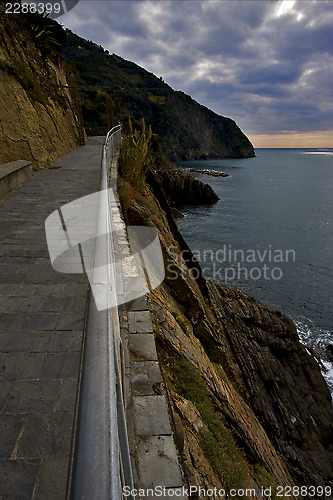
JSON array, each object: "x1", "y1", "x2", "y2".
[
  {"x1": 302, "y1": 151, "x2": 333, "y2": 155},
  {"x1": 295, "y1": 318, "x2": 333, "y2": 394},
  {"x1": 321, "y1": 361, "x2": 333, "y2": 394}
]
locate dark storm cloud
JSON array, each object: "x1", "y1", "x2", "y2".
[{"x1": 63, "y1": 0, "x2": 333, "y2": 136}]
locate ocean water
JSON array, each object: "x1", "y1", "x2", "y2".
[{"x1": 176, "y1": 149, "x2": 333, "y2": 391}]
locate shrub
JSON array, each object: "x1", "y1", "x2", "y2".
[
  {"x1": 23, "y1": 12, "x2": 66, "y2": 59},
  {"x1": 118, "y1": 117, "x2": 153, "y2": 192}
]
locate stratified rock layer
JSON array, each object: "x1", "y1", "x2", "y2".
[{"x1": 208, "y1": 282, "x2": 333, "y2": 487}]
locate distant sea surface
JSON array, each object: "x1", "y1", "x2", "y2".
[{"x1": 176, "y1": 148, "x2": 333, "y2": 390}]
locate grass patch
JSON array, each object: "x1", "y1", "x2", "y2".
[
  {"x1": 165, "y1": 354, "x2": 248, "y2": 494},
  {"x1": 148, "y1": 92, "x2": 166, "y2": 105},
  {"x1": 252, "y1": 465, "x2": 280, "y2": 499},
  {"x1": 171, "y1": 311, "x2": 190, "y2": 336},
  {"x1": 0, "y1": 58, "x2": 47, "y2": 105}
]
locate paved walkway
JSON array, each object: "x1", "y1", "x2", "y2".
[{"x1": 0, "y1": 138, "x2": 103, "y2": 499}]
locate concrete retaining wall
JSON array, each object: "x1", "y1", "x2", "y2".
[{"x1": 0, "y1": 160, "x2": 33, "y2": 199}]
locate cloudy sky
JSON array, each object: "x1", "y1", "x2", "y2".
[{"x1": 60, "y1": 0, "x2": 333, "y2": 148}]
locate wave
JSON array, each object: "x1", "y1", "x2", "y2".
[{"x1": 295, "y1": 318, "x2": 333, "y2": 393}]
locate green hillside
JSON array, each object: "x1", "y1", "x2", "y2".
[{"x1": 64, "y1": 31, "x2": 255, "y2": 160}]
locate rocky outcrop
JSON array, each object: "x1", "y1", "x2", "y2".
[
  {"x1": 184, "y1": 168, "x2": 229, "y2": 177},
  {"x1": 151, "y1": 168, "x2": 219, "y2": 205},
  {"x1": 0, "y1": 14, "x2": 82, "y2": 169}
]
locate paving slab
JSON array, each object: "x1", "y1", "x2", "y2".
[
  {"x1": 128, "y1": 310, "x2": 153, "y2": 333},
  {"x1": 0, "y1": 413, "x2": 26, "y2": 457},
  {"x1": 0, "y1": 380, "x2": 14, "y2": 411},
  {"x1": 137, "y1": 435, "x2": 183, "y2": 489},
  {"x1": 28, "y1": 331, "x2": 71, "y2": 352},
  {"x1": 0, "y1": 139, "x2": 102, "y2": 499},
  {"x1": 0, "y1": 332, "x2": 33, "y2": 352},
  {"x1": 125, "y1": 294, "x2": 148, "y2": 311},
  {"x1": 131, "y1": 361, "x2": 163, "y2": 396},
  {"x1": 0, "y1": 353, "x2": 45, "y2": 380},
  {"x1": 129, "y1": 333, "x2": 158, "y2": 361},
  {"x1": 17, "y1": 411, "x2": 74, "y2": 458},
  {"x1": 0, "y1": 459, "x2": 40, "y2": 500},
  {"x1": 133, "y1": 395, "x2": 172, "y2": 436},
  {"x1": 56, "y1": 378, "x2": 78, "y2": 411},
  {"x1": 33, "y1": 456, "x2": 69, "y2": 500},
  {"x1": 4, "y1": 380, "x2": 61, "y2": 414}
]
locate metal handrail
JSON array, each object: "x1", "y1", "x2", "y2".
[{"x1": 71, "y1": 125, "x2": 135, "y2": 500}]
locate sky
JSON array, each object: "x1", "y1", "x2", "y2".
[{"x1": 59, "y1": 0, "x2": 333, "y2": 148}]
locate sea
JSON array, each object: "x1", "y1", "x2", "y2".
[{"x1": 176, "y1": 148, "x2": 333, "y2": 392}]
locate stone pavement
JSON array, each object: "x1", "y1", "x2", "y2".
[{"x1": 0, "y1": 138, "x2": 103, "y2": 499}]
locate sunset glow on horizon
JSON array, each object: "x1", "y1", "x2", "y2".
[{"x1": 248, "y1": 130, "x2": 333, "y2": 149}]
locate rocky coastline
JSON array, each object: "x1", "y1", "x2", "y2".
[
  {"x1": 184, "y1": 168, "x2": 229, "y2": 177},
  {"x1": 120, "y1": 160, "x2": 333, "y2": 497}
]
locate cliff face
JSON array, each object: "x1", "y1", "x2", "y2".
[
  {"x1": 208, "y1": 284, "x2": 333, "y2": 487},
  {"x1": 156, "y1": 91, "x2": 255, "y2": 161},
  {"x1": 64, "y1": 31, "x2": 255, "y2": 161},
  {"x1": 0, "y1": 14, "x2": 82, "y2": 169},
  {"x1": 120, "y1": 162, "x2": 333, "y2": 497}
]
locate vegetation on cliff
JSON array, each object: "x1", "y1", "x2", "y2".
[{"x1": 63, "y1": 30, "x2": 255, "y2": 160}]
